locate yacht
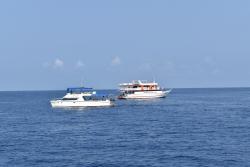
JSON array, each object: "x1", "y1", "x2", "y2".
[
  {"x1": 118, "y1": 80, "x2": 171, "y2": 99},
  {"x1": 50, "y1": 87, "x2": 114, "y2": 108}
]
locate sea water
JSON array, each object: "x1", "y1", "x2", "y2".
[{"x1": 0, "y1": 88, "x2": 250, "y2": 166}]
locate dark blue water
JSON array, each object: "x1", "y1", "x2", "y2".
[{"x1": 1, "y1": 88, "x2": 250, "y2": 167}]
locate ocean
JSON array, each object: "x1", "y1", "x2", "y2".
[{"x1": 0, "y1": 88, "x2": 250, "y2": 166}]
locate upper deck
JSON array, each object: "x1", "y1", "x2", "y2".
[
  {"x1": 120, "y1": 80, "x2": 158, "y2": 86},
  {"x1": 119, "y1": 80, "x2": 161, "y2": 91}
]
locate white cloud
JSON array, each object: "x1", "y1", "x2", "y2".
[
  {"x1": 53, "y1": 58, "x2": 64, "y2": 68},
  {"x1": 204, "y1": 56, "x2": 215, "y2": 66},
  {"x1": 76, "y1": 60, "x2": 85, "y2": 68},
  {"x1": 111, "y1": 56, "x2": 121, "y2": 66},
  {"x1": 212, "y1": 68, "x2": 220, "y2": 75},
  {"x1": 42, "y1": 62, "x2": 50, "y2": 68}
]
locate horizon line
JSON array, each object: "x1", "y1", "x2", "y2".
[{"x1": 0, "y1": 86, "x2": 250, "y2": 92}]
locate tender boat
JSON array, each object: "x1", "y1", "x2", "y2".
[
  {"x1": 50, "y1": 87, "x2": 114, "y2": 108},
  {"x1": 118, "y1": 80, "x2": 171, "y2": 99}
]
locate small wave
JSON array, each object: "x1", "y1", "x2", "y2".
[{"x1": 0, "y1": 101, "x2": 17, "y2": 104}]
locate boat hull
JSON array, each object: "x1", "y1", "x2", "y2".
[
  {"x1": 50, "y1": 100, "x2": 114, "y2": 108},
  {"x1": 119, "y1": 90, "x2": 171, "y2": 99}
]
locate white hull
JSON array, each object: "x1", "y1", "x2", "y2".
[
  {"x1": 121, "y1": 90, "x2": 171, "y2": 99},
  {"x1": 50, "y1": 99, "x2": 114, "y2": 108}
]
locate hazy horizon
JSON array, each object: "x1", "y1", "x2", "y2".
[
  {"x1": 1, "y1": 0, "x2": 250, "y2": 91},
  {"x1": 1, "y1": 86, "x2": 250, "y2": 92}
]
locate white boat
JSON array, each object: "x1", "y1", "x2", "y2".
[
  {"x1": 118, "y1": 80, "x2": 171, "y2": 99},
  {"x1": 50, "y1": 87, "x2": 114, "y2": 108}
]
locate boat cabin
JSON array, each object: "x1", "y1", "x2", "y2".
[{"x1": 119, "y1": 80, "x2": 160, "y2": 92}]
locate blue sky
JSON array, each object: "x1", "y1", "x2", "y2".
[{"x1": 0, "y1": 0, "x2": 250, "y2": 90}]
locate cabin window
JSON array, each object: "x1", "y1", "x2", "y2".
[
  {"x1": 83, "y1": 96, "x2": 92, "y2": 101},
  {"x1": 62, "y1": 98, "x2": 78, "y2": 100}
]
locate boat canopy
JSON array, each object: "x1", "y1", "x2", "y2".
[{"x1": 67, "y1": 87, "x2": 93, "y2": 93}]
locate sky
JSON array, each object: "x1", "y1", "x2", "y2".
[{"x1": 0, "y1": 0, "x2": 250, "y2": 90}]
